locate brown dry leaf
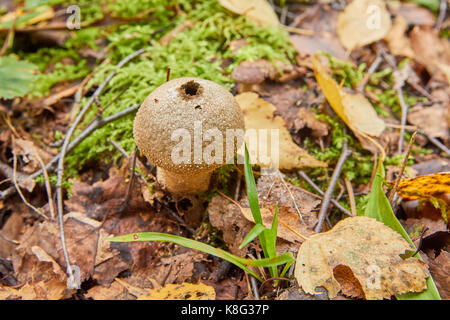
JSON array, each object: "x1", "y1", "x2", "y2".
[
  {"x1": 391, "y1": 2, "x2": 436, "y2": 26},
  {"x1": 231, "y1": 59, "x2": 302, "y2": 85},
  {"x1": 337, "y1": 0, "x2": 392, "y2": 51},
  {"x1": 407, "y1": 105, "x2": 449, "y2": 143},
  {"x1": 427, "y1": 251, "x2": 450, "y2": 300},
  {"x1": 0, "y1": 212, "x2": 23, "y2": 259},
  {"x1": 116, "y1": 278, "x2": 215, "y2": 300},
  {"x1": 218, "y1": 0, "x2": 279, "y2": 27},
  {"x1": 289, "y1": 4, "x2": 347, "y2": 63},
  {"x1": 410, "y1": 25, "x2": 450, "y2": 84},
  {"x1": 383, "y1": 15, "x2": 414, "y2": 58},
  {"x1": 238, "y1": 174, "x2": 320, "y2": 243},
  {"x1": 208, "y1": 196, "x2": 253, "y2": 257},
  {"x1": 295, "y1": 216, "x2": 429, "y2": 300},
  {"x1": 312, "y1": 54, "x2": 385, "y2": 155},
  {"x1": 236, "y1": 92, "x2": 326, "y2": 169},
  {"x1": 0, "y1": 6, "x2": 55, "y2": 31},
  {"x1": 296, "y1": 108, "x2": 329, "y2": 138},
  {"x1": 86, "y1": 281, "x2": 134, "y2": 300},
  {"x1": 0, "y1": 278, "x2": 67, "y2": 300}
]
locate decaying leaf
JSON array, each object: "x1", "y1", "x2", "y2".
[
  {"x1": 295, "y1": 216, "x2": 429, "y2": 300},
  {"x1": 312, "y1": 54, "x2": 385, "y2": 154},
  {"x1": 410, "y1": 25, "x2": 450, "y2": 84},
  {"x1": 337, "y1": 0, "x2": 391, "y2": 50},
  {"x1": 0, "y1": 278, "x2": 67, "y2": 300},
  {"x1": 236, "y1": 92, "x2": 326, "y2": 169},
  {"x1": 340, "y1": 91, "x2": 386, "y2": 137},
  {"x1": 289, "y1": 4, "x2": 347, "y2": 62},
  {"x1": 218, "y1": 0, "x2": 279, "y2": 27},
  {"x1": 396, "y1": 172, "x2": 450, "y2": 222},
  {"x1": 384, "y1": 16, "x2": 414, "y2": 58},
  {"x1": 116, "y1": 278, "x2": 216, "y2": 300},
  {"x1": 407, "y1": 105, "x2": 449, "y2": 143}
]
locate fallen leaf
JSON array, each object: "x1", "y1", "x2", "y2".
[
  {"x1": 295, "y1": 216, "x2": 429, "y2": 300},
  {"x1": 231, "y1": 59, "x2": 301, "y2": 84},
  {"x1": 407, "y1": 104, "x2": 450, "y2": 143},
  {"x1": 236, "y1": 92, "x2": 326, "y2": 169},
  {"x1": 391, "y1": 2, "x2": 436, "y2": 26},
  {"x1": 290, "y1": 4, "x2": 347, "y2": 62},
  {"x1": 218, "y1": 0, "x2": 279, "y2": 27},
  {"x1": 0, "y1": 278, "x2": 67, "y2": 300},
  {"x1": 86, "y1": 280, "x2": 134, "y2": 300},
  {"x1": 337, "y1": 0, "x2": 392, "y2": 50},
  {"x1": 0, "y1": 56, "x2": 37, "y2": 99},
  {"x1": 384, "y1": 16, "x2": 414, "y2": 58},
  {"x1": 116, "y1": 278, "x2": 216, "y2": 300},
  {"x1": 341, "y1": 91, "x2": 386, "y2": 137}
]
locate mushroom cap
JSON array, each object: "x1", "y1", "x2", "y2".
[{"x1": 133, "y1": 77, "x2": 245, "y2": 174}]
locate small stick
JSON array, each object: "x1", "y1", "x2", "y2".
[
  {"x1": 315, "y1": 143, "x2": 352, "y2": 233},
  {"x1": 0, "y1": 232, "x2": 19, "y2": 245},
  {"x1": 344, "y1": 176, "x2": 357, "y2": 216},
  {"x1": 388, "y1": 131, "x2": 417, "y2": 203},
  {"x1": 297, "y1": 171, "x2": 353, "y2": 217},
  {"x1": 258, "y1": 277, "x2": 291, "y2": 296},
  {"x1": 117, "y1": 147, "x2": 138, "y2": 213},
  {"x1": 56, "y1": 49, "x2": 145, "y2": 289},
  {"x1": 166, "y1": 68, "x2": 171, "y2": 82}
]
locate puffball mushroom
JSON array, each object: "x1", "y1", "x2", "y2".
[{"x1": 133, "y1": 77, "x2": 245, "y2": 195}]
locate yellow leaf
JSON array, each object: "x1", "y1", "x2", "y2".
[
  {"x1": 341, "y1": 92, "x2": 385, "y2": 137},
  {"x1": 295, "y1": 216, "x2": 429, "y2": 300},
  {"x1": 337, "y1": 0, "x2": 391, "y2": 50},
  {"x1": 236, "y1": 92, "x2": 326, "y2": 169},
  {"x1": 312, "y1": 54, "x2": 385, "y2": 157},
  {"x1": 116, "y1": 278, "x2": 216, "y2": 300},
  {"x1": 218, "y1": 0, "x2": 279, "y2": 27}
]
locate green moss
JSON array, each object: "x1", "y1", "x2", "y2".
[{"x1": 63, "y1": 0, "x2": 295, "y2": 175}]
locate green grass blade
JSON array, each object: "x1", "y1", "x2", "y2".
[
  {"x1": 239, "y1": 223, "x2": 267, "y2": 250},
  {"x1": 363, "y1": 160, "x2": 441, "y2": 300},
  {"x1": 107, "y1": 232, "x2": 294, "y2": 282}
]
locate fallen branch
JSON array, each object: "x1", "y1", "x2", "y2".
[{"x1": 314, "y1": 142, "x2": 352, "y2": 233}]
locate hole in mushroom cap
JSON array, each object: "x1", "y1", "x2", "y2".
[
  {"x1": 179, "y1": 80, "x2": 202, "y2": 99},
  {"x1": 195, "y1": 105, "x2": 201, "y2": 110}
]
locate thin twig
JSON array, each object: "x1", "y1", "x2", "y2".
[
  {"x1": 0, "y1": 105, "x2": 139, "y2": 201},
  {"x1": 436, "y1": 0, "x2": 447, "y2": 31},
  {"x1": 397, "y1": 86, "x2": 409, "y2": 154},
  {"x1": 55, "y1": 49, "x2": 145, "y2": 289},
  {"x1": 388, "y1": 131, "x2": 417, "y2": 203},
  {"x1": 0, "y1": 232, "x2": 19, "y2": 245},
  {"x1": 258, "y1": 277, "x2": 291, "y2": 296},
  {"x1": 315, "y1": 143, "x2": 352, "y2": 233},
  {"x1": 297, "y1": 171, "x2": 353, "y2": 217},
  {"x1": 11, "y1": 141, "x2": 48, "y2": 221},
  {"x1": 276, "y1": 172, "x2": 305, "y2": 224},
  {"x1": 418, "y1": 130, "x2": 450, "y2": 156},
  {"x1": 344, "y1": 176, "x2": 357, "y2": 216}
]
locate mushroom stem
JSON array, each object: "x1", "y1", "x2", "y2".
[{"x1": 157, "y1": 167, "x2": 213, "y2": 195}]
